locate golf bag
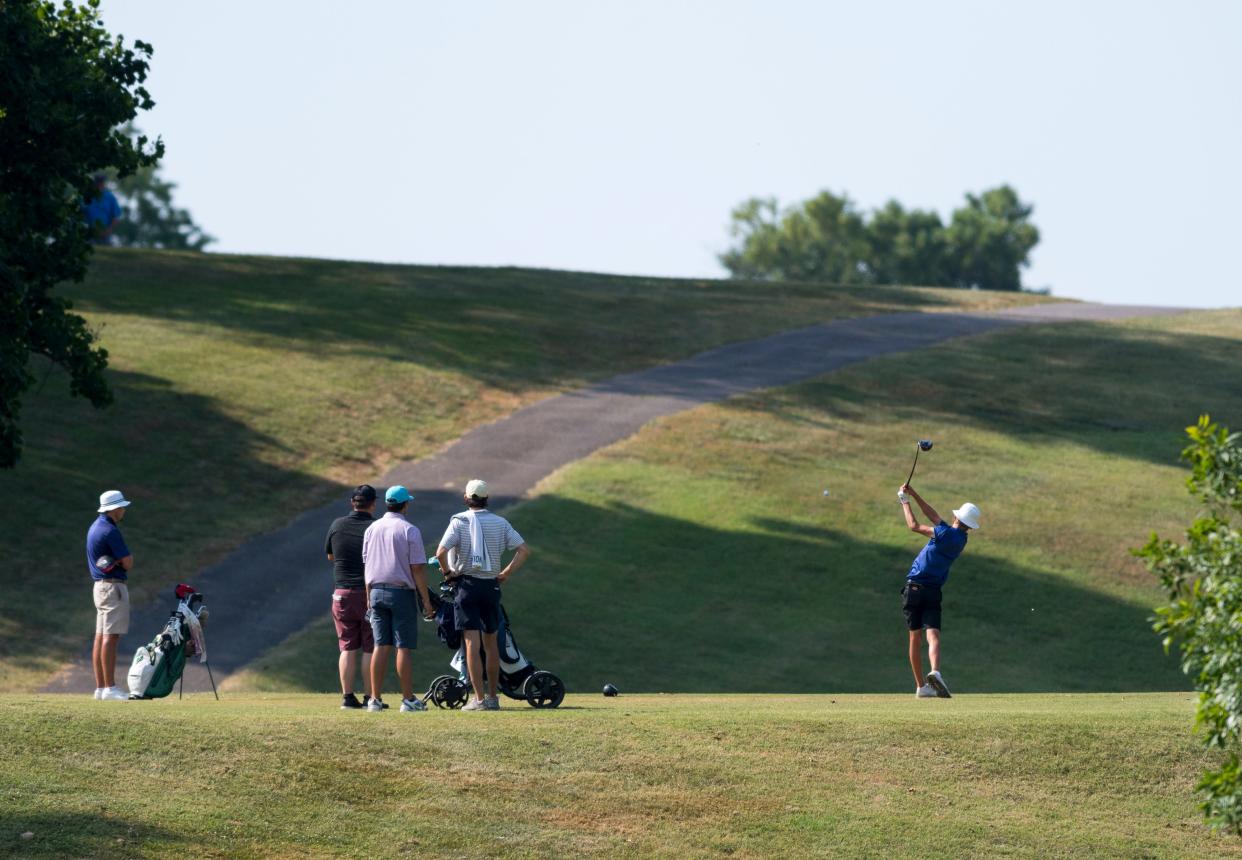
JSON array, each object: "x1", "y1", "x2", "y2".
[
  {"x1": 427, "y1": 575, "x2": 565, "y2": 709},
  {"x1": 127, "y1": 584, "x2": 212, "y2": 700}
]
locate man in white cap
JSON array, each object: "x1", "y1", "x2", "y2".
[
  {"x1": 86, "y1": 490, "x2": 135, "y2": 700},
  {"x1": 436, "y1": 479, "x2": 530, "y2": 711},
  {"x1": 897, "y1": 483, "x2": 981, "y2": 700}
]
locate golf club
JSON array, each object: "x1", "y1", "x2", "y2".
[{"x1": 905, "y1": 439, "x2": 933, "y2": 486}]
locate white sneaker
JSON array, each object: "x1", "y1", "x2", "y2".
[
  {"x1": 926, "y1": 671, "x2": 952, "y2": 699},
  {"x1": 916, "y1": 685, "x2": 938, "y2": 698},
  {"x1": 100, "y1": 687, "x2": 128, "y2": 701},
  {"x1": 400, "y1": 698, "x2": 427, "y2": 712},
  {"x1": 461, "y1": 697, "x2": 487, "y2": 711},
  {"x1": 94, "y1": 688, "x2": 103, "y2": 700},
  {"x1": 366, "y1": 697, "x2": 385, "y2": 712}
]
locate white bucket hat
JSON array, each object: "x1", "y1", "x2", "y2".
[
  {"x1": 465, "y1": 479, "x2": 489, "y2": 499},
  {"x1": 98, "y1": 490, "x2": 131, "y2": 513},
  {"x1": 952, "y1": 502, "x2": 981, "y2": 530}
]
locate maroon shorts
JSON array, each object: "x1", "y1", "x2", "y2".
[{"x1": 331, "y1": 588, "x2": 374, "y2": 653}]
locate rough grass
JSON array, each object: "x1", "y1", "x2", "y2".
[
  {"x1": 0, "y1": 249, "x2": 1047, "y2": 691},
  {"x1": 1, "y1": 693, "x2": 1237, "y2": 859},
  {"x1": 237, "y1": 310, "x2": 1242, "y2": 696}
]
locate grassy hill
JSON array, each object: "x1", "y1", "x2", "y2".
[
  {"x1": 235, "y1": 309, "x2": 1242, "y2": 695},
  {"x1": 2, "y1": 693, "x2": 1238, "y2": 858},
  {"x1": 0, "y1": 249, "x2": 1045, "y2": 690}
]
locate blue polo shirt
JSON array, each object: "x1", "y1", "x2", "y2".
[
  {"x1": 86, "y1": 514, "x2": 130, "y2": 581},
  {"x1": 906, "y1": 520, "x2": 968, "y2": 587},
  {"x1": 82, "y1": 190, "x2": 121, "y2": 227}
]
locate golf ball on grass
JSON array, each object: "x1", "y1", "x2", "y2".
[{"x1": 822, "y1": 489, "x2": 830, "y2": 497}]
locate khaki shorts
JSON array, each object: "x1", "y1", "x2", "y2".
[{"x1": 94, "y1": 580, "x2": 130, "y2": 635}]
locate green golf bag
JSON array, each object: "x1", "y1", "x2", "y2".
[{"x1": 127, "y1": 585, "x2": 214, "y2": 700}]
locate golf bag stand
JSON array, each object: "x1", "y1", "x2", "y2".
[{"x1": 178, "y1": 657, "x2": 220, "y2": 701}]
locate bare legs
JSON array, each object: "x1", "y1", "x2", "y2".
[
  {"x1": 463, "y1": 630, "x2": 500, "y2": 701},
  {"x1": 926, "y1": 628, "x2": 941, "y2": 674},
  {"x1": 907, "y1": 629, "x2": 925, "y2": 688},
  {"x1": 339, "y1": 650, "x2": 373, "y2": 697},
  {"x1": 92, "y1": 633, "x2": 120, "y2": 688},
  {"x1": 394, "y1": 649, "x2": 413, "y2": 702},
  {"x1": 369, "y1": 646, "x2": 413, "y2": 702},
  {"x1": 908, "y1": 627, "x2": 943, "y2": 689}
]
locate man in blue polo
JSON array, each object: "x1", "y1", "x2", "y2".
[
  {"x1": 81, "y1": 173, "x2": 122, "y2": 245},
  {"x1": 362, "y1": 485, "x2": 435, "y2": 713},
  {"x1": 897, "y1": 483, "x2": 981, "y2": 700},
  {"x1": 86, "y1": 490, "x2": 135, "y2": 701}
]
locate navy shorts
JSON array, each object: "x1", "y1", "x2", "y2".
[
  {"x1": 454, "y1": 576, "x2": 502, "y2": 634},
  {"x1": 369, "y1": 586, "x2": 419, "y2": 649},
  {"x1": 902, "y1": 582, "x2": 942, "y2": 631}
]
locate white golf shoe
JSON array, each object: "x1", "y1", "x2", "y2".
[
  {"x1": 400, "y1": 698, "x2": 427, "y2": 712},
  {"x1": 100, "y1": 687, "x2": 128, "y2": 701},
  {"x1": 93, "y1": 688, "x2": 103, "y2": 700},
  {"x1": 926, "y1": 671, "x2": 952, "y2": 699},
  {"x1": 916, "y1": 685, "x2": 938, "y2": 698},
  {"x1": 461, "y1": 697, "x2": 487, "y2": 711}
]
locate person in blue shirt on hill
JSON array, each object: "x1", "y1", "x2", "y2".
[
  {"x1": 82, "y1": 173, "x2": 121, "y2": 245},
  {"x1": 897, "y1": 483, "x2": 981, "y2": 700}
]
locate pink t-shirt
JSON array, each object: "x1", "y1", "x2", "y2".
[{"x1": 361, "y1": 512, "x2": 426, "y2": 588}]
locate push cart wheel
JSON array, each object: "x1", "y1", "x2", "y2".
[
  {"x1": 426, "y1": 674, "x2": 454, "y2": 708},
  {"x1": 428, "y1": 675, "x2": 467, "y2": 709},
  {"x1": 522, "y1": 670, "x2": 565, "y2": 709},
  {"x1": 435, "y1": 677, "x2": 469, "y2": 710}
]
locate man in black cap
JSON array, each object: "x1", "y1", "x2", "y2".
[{"x1": 324, "y1": 484, "x2": 378, "y2": 709}]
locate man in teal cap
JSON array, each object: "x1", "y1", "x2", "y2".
[{"x1": 361, "y1": 485, "x2": 435, "y2": 713}]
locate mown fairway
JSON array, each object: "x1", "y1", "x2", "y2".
[
  {"x1": 1, "y1": 693, "x2": 1236, "y2": 859},
  {"x1": 0, "y1": 250, "x2": 1047, "y2": 691},
  {"x1": 235, "y1": 309, "x2": 1242, "y2": 695}
]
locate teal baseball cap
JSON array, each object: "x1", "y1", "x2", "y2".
[{"x1": 385, "y1": 485, "x2": 414, "y2": 504}]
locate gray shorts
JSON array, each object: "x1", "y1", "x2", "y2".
[{"x1": 369, "y1": 586, "x2": 418, "y2": 649}]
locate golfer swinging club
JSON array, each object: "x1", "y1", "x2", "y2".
[{"x1": 897, "y1": 483, "x2": 981, "y2": 699}]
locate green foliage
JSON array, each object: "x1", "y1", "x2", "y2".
[
  {"x1": 866, "y1": 201, "x2": 950, "y2": 286},
  {"x1": 721, "y1": 185, "x2": 1040, "y2": 291},
  {"x1": 1137, "y1": 415, "x2": 1242, "y2": 833},
  {"x1": 110, "y1": 128, "x2": 213, "y2": 251},
  {"x1": 719, "y1": 191, "x2": 870, "y2": 284},
  {"x1": 944, "y1": 186, "x2": 1041, "y2": 291},
  {"x1": 0, "y1": 0, "x2": 162, "y2": 467}
]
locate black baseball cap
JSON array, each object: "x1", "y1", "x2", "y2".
[{"x1": 351, "y1": 484, "x2": 377, "y2": 503}]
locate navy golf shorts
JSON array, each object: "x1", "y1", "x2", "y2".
[
  {"x1": 901, "y1": 582, "x2": 942, "y2": 631},
  {"x1": 369, "y1": 585, "x2": 419, "y2": 649},
  {"x1": 454, "y1": 576, "x2": 502, "y2": 634}
]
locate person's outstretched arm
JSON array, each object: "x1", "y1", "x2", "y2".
[
  {"x1": 899, "y1": 485, "x2": 936, "y2": 537},
  {"x1": 902, "y1": 484, "x2": 942, "y2": 525}
]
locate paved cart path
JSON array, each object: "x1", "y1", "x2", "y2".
[{"x1": 46, "y1": 303, "x2": 1187, "y2": 693}]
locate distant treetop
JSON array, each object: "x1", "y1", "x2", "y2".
[{"x1": 720, "y1": 185, "x2": 1040, "y2": 291}]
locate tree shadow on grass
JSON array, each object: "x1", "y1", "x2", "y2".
[
  {"x1": 69, "y1": 250, "x2": 974, "y2": 394},
  {"x1": 0, "y1": 367, "x2": 345, "y2": 690},
  {"x1": 738, "y1": 319, "x2": 1242, "y2": 467},
  {"x1": 0, "y1": 810, "x2": 188, "y2": 858},
  {"x1": 512, "y1": 497, "x2": 1185, "y2": 694},
  {"x1": 237, "y1": 495, "x2": 1185, "y2": 696}
]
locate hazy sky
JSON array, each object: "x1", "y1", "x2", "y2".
[{"x1": 97, "y1": 1, "x2": 1239, "y2": 307}]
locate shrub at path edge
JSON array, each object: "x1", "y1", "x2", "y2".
[{"x1": 1137, "y1": 415, "x2": 1242, "y2": 833}]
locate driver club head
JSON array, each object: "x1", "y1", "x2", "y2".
[{"x1": 917, "y1": 439, "x2": 933, "y2": 451}]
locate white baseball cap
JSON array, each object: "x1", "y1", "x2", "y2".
[
  {"x1": 952, "y1": 502, "x2": 981, "y2": 530},
  {"x1": 465, "y1": 479, "x2": 489, "y2": 499},
  {"x1": 98, "y1": 490, "x2": 131, "y2": 513}
]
